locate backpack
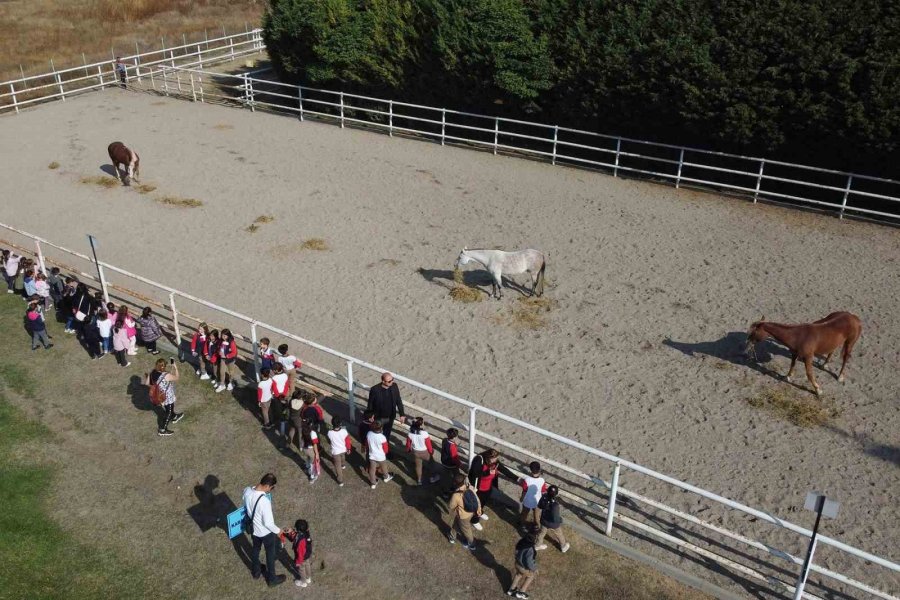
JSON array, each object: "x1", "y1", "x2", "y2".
[
  {"x1": 462, "y1": 488, "x2": 479, "y2": 513},
  {"x1": 148, "y1": 371, "x2": 164, "y2": 406}
]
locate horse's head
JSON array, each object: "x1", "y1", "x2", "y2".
[
  {"x1": 455, "y1": 247, "x2": 471, "y2": 268},
  {"x1": 745, "y1": 316, "x2": 767, "y2": 361}
]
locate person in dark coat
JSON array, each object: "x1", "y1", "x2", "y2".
[
  {"x1": 507, "y1": 530, "x2": 538, "y2": 599},
  {"x1": 467, "y1": 448, "x2": 519, "y2": 529},
  {"x1": 366, "y1": 372, "x2": 406, "y2": 455}
]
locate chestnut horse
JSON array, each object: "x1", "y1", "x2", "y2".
[
  {"x1": 107, "y1": 141, "x2": 140, "y2": 185},
  {"x1": 746, "y1": 312, "x2": 862, "y2": 395}
]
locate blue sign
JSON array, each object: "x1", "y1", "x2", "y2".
[{"x1": 227, "y1": 492, "x2": 272, "y2": 539}]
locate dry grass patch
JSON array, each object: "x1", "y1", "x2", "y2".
[
  {"x1": 80, "y1": 175, "x2": 119, "y2": 188},
  {"x1": 746, "y1": 385, "x2": 841, "y2": 427},
  {"x1": 212, "y1": 123, "x2": 234, "y2": 130},
  {"x1": 156, "y1": 195, "x2": 202, "y2": 208},
  {"x1": 448, "y1": 268, "x2": 482, "y2": 303},
  {"x1": 135, "y1": 184, "x2": 157, "y2": 194},
  {"x1": 245, "y1": 224, "x2": 260, "y2": 233},
  {"x1": 244, "y1": 215, "x2": 274, "y2": 233},
  {"x1": 509, "y1": 296, "x2": 557, "y2": 329},
  {"x1": 47, "y1": 161, "x2": 60, "y2": 170},
  {"x1": 300, "y1": 238, "x2": 328, "y2": 251}
]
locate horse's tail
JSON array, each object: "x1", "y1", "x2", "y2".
[{"x1": 536, "y1": 255, "x2": 547, "y2": 296}]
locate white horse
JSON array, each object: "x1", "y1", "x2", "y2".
[{"x1": 454, "y1": 247, "x2": 547, "y2": 299}]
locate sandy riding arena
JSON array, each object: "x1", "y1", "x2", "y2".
[{"x1": 1, "y1": 90, "x2": 898, "y2": 593}]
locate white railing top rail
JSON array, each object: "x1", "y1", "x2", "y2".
[{"x1": 1, "y1": 219, "x2": 897, "y2": 593}]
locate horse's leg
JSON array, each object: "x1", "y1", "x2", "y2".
[
  {"x1": 492, "y1": 270, "x2": 503, "y2": 300},
  {"x1": 785, "y1": 353, "x2": 798, "y2": 381},
  {"x1": 821, "y1": 350, "x2": 834, "y2": 368},
  {"x1": 837, "y1": 336, "x2": 858, "y2": 383},
  {"x1": 804, "y1": 357, "x2": 822, "y2": 396}
]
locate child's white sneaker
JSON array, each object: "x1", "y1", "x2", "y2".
[
  {"x1": 561, "y1": 543, "x2": 570, "y2": 553},
  {"x1": 480, "y1": 514, "x2": 489, "y2": 521},
  {"x1": 215, "y1": 385, "x2": 226, "y2": 393},
  {"x1": 226, "y1": 383, "x2": 234, "y2": 391},
  {"x1": 535, "y1": 544, "x2": 548, "y2": 551},
  {"x1": 294, "y1": 579, "x2": 307, "y2": 588},
  {"x1": 305, "y1": 578, "x2": 311, "y2": 585},
  {"x1": 472, "y1": 522, "x2": 484, "y2": 531}
]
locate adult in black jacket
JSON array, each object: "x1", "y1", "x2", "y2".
[
  {"x1": 467, "y1": 448, "x2": 518, "y2": 527},
  {"x1": 366, "y1": 372, "x2": 406, "y2": 454}
]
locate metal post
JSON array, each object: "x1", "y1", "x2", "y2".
[
  {"x1": 176, "y1": 70, "x2": 183, "y2": 93},
  {"x1": 754, "y1": 160, "x2": 765, "y2": 203},
  {"x1": 34, "y1": 241, "x2": 47, "y2": 275},
  {"x1": 839, "y1": 175, "x2": 853, "y2": 220},
  {"x1": 250, "y1": 322, "x2": 260, "y2": 382},
  {"x1": 389, "y1": 100, "x2": 393, "y2": 136},
  {"x1": 168, "y1": 292, "x2": 182, "y2": 349},
  {"x1": 9, "y1": 84, "x2": 18, "y2": 114},
  {"x1": 82, "y1": 53, "x2": 88, "y2": 78},
  {"x1": 161, "y1": 36, "x2": 167, "y2": 67},
  {"x1": 675, "y1": 148, "x2": 685, "y2": 188},
  {"x1": 346, "y1": 360, "x2": 356, "y2": 423},
  {"x1": 793, "y1": 496, "x2": 826, "y2": 600},
  {"x1": 441, "y1": 109, "x2": 446, "y2": 146},
  {"x1": 50, "y1": 59, "x2": 65, "y2": 101},
  {"x1": 240, "y1": 74, "x2": 247, "y2": 106},
  {"x1": 162, "y1": 66, "x2": 169, "y2": 96},
  {"x1": 170, "y1": 49, "x2": 176, "y2": 69},
  {"x1": 149, "y1": 65, "x2": 155, "y2": 91},
  {"x1": 298, "y1": 86, "x2": 304, "y2": 121},
  {"x1": 467, "y1": 407, "x2": 477, "y2": 467},
  {"x1": 552, "y1": 125, "x2": 559, "y2": 165},
  {"x1": 189, "y1": 72, "x2": 197, "y2": 101},
  {"x1": 134, "y1": 43, "x2": 142, "y2": 82},
  {"x1": 613, "y1": 138, "x2": 622, "y2": 177},
  {"x1": 197, "y1": 45, "x2": 203, "y2": 70},
  {"x1": 205, "y1": 29, "x2": 209, "y2": 50},
  {"x1": 248, "y1": 76, "x2": 255, "y2": 112},
  {"x1": 98, "y1": 65, "x2": 105, "y2": 89},
  {"x1": 87, "y1": 235, "x2": 109, "y2": 303},
  {"x1": 604, "y1": 461, "x2": 621, "y2": 536},
  {"x1": 493, "y1": 117, "x2": 499, "y2": 155},
  {"x1": 229, "y1": 36, "x2": 235, "y2": 61},
  {"x1": 340, "y1": 92, "x2": 345, "y2": 128},
  {"x1": 198, "y1": 74, "x2": 204, "y2": 103}
]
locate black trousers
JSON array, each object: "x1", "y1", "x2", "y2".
[
  {"x1": 472, "y1": 489, "x2": 492, "y2": 524},
  {"x1": 145, "y1": 339, "x2": 157, "y2": 353},
  {"x1": 159, "y1": 403, "x2": 177, "y2": 430},
  {"x1": 378, "y1": 417, "x2": 395, "y2": 450},
  {"x1": 115, "y1": 349, "x2": 128, "y2": 366},
  {"x1": 251, "y1": 532, "x2": 278, "y2": 582}
]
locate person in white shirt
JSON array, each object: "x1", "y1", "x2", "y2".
[
  {"x1": 405, "y1": 417, "x2": 441, "y2": 486},
  {"x1": 275, "y1": 343, "x2": 303, "y2": 391},
  {"x1": 242, "y1": 473, "x2": 286, "y2": 587},
  {"x1": 326, "y1": 416, "x2": 353, "y2": 486},
  {"x1": 256, "y1": 368, "x2": 275, "y2": 430},
  {"x1": 519, "y1": 461, "x2": 548, "y2": 528},
  {"x1": 366, "y1": 421, "x2": 393, "y2": 489}
]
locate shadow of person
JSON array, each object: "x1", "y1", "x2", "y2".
[
  {"x1": 472, "y1": 540, "x2": 512, "y2": 593},
  {"x1": 186, "y1": 475, "x2": 254, "y2": 570},
  {"x1": 127, "y1": 374, "x2": 154, "y2": 412},
  {"x1": 399, "y1": 477, "x2": 451, "y2": 535}
]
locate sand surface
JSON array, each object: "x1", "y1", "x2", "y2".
[{"x1": 1, "y1": 90, "x2": 897, "y2": 595}]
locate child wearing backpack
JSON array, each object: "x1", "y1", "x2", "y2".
[
  {"x1": 286, "y1": 519, "x2": 314, "y2": 588},
  {"x1": 447, "y1": 472, "x2": 481, "y2": 550},
  {"x1": 519, "y1": 461, "x2": 548, "y2": 528},
  {"x1": 535, "y1": 485, "x2": 569, "y2": 553},
  {"x1": 507, "y1": 530, "x2": 538, "y2": 599}
]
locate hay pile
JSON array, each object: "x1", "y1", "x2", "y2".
[
  {"x1": 48, "y1": 161, "x2": 59, "y2": 169},
  {"x1": 136, "y1": 184, "x2": 156, "y2": 194},
  {"x1": 449, "y1": 268, "x2": 482, "y2": 303},
  {"x1": 300, "y1": 238, "x2": 328, "y2": 251},
  {"x1": 156, "y1": 195, "x2": 202, "y2": 208},
  {"x1": 746, "y1": 385, "x2": 841, "y2": 427},
  {"x1": 79, "y1": 175, "x2": 118, "y2": 188},
  {"x1": 509, "y1": 296, "x2": 556, "y2": 329}
]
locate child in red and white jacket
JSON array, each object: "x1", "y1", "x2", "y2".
[
  {"x1": 285, "y1": 519, "x2": 314, "y2": 588},
  {"x1": 271, "y1": 363, "x2": 291, "y2": 440},
  {"x1": 519, "y1": 461, "x2": 549, "y2": 528},
  {"x1": 326, "y1": 416, "x2": 353, "y2": 486},
  {"x1": 256, "y1": 368, "x2": 275, "y2": 429},
  {"x1": 406, "y1": 417, "x2": 441, "y2": 486},
  {"x1": 215, "y1": 328, "x2": 238, "y2": 393},
  {"x1": 276, "y1": 343, "x2": 303, "y2": 392},
  {"x1": 190, "y1": 322, "x2": 209, "y2": 378},
  {"x1": 204, "y1": 329, "x2": 221, "y2": 386}
]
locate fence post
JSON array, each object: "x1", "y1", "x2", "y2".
[
  {"x1": 340, "y1": 92, "x2": 345, "y2": 128},
  {"x1": 250, "y1": 322, "x2": 260, "y2": 382},
  {"x1": 298, "y1": 86, "x2": 304, "y2": 121},
  {"x1": 240, "y1": 74, "x2": 247, "y2": 106},
  {"x1": 839, "y1": 175, "x2": 853, "y2": 220},
  {"x1": 197, "y1": 45, "x2": 203, "y2": 70},
  {"x1": 82, "y1": 53, "x2": 88, "y2": 78},
  {"x1": 170, "y1": 49, "x2": 176, "y2": 69},
  {"x1": 229, "y1": 36, "x2": 235, "y2": 61},
  {"x1": 161, "y1": 36, "x2": 167, "y2": 68},
  {"x1": 149, "y1": 65, "x2": 155, "y2": 91},
  {"x1": 34, "y1": 241, "x2": 47, "y2": 275},
  {"x1": 468, "y1": 407, "x2": 477, "y2": 467},
  {"x1": 134, "y1": 49, "x2": 142, "y2": 82},
  {"x1": 604, "y1": 461, "x2": 621, "y2": 536},
  {"x1": 675, "y1": 148, "x2": 685, "y2": 189},
  {"x1": 493, "y1": 117, "x2": 499, "y2": 155},
  {"x1": 389, "y1": 100, "x2": 393, "y2": 137},
  {"x1": 198, "y1": 75, "x2": 204, "y2": 102},
  {"x1": 613, "y1": 138, "x2": 622, "y2": 177},
  {"x1": 98, "y1": 65, "x2": 105, "y2": 89},
  {"x1": 346, "y1": 360, "x2": 356, "y2": 423},
  {"x1": 248, "y1": 76, "x2": 255, "y2": 112},
  {"x1": 754, "y1": 160, "x2": 765, "y2": 203},
  {"x1": 168, "y1": 292, "x2": 182, "y2": 350},
  {"x1": 189, "y1": 72, "x2": 197, "y2": 101},
  {"x1": 8, "y1": 84, "x2": 18, "y2": 114},
  {"x1": 441, "y1": 109, "x2": 446, "y2": 146},
  {"x1": 50, "y1": 59, "x2": 65, "y2": 101},
  {"x1": 162, "y1": 66, "x2": 169, "y2": 96},
  {"x1": 552, "y1": 125, "x2": 559, "y2": 165},
  {"x1": 175, "y1": 70, "x2": 183, "y2": 93}
]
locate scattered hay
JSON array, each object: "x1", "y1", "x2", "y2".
[
  {"x1": 746, "y1": 385, "x2": 840, "y2": 427},
  {"x1": 253, "y1": 215, "x2": 274, "y2": 224},
  {"x1": 80, "y1": 175, "x2": 119, "y2": 188},
  {"x1": 449, "y1": 268, "x2": 482, "y2": 303},
  {"x1": 509, "y1": 296, "x2": 557, "y2": 329},
  {"x1": 300, "y1": 238, "x2": 328, "y2": 251},
  {"x1": 713, "y1": 361, "x2": 733, "y2": 370},
  {"x1": 367, "y1": 258, "x2": 402, "y2": 268},
  {"x1": 245, "y1": 224, "x2": 260, "y2": 233},
  {"x1": 136, "y1": 184, "x2": 157, "y2": 194},
  {"x1": 156, "y1": 195, "x2": 202, "y2": 208},
  {"x1": 48, "y1": 161, "x2": 60, "y2": 170},
  {"x1": 212, "y1": 123, "x2": 234, "y2": 130}
]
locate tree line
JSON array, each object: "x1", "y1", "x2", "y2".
[{"x1": 262, "y1": 0, "x2": 899, "y2": 177}]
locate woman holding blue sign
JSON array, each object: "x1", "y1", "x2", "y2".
[{"x1": 242, "y1": 473, "x2": 287, "y2": 587}]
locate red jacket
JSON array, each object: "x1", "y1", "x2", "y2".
[
  {"x1": 190, "y1": 331, "x2": 206, "y2": 353},
  {"x1": 219, "y1": 338, "x2": 238, "y2": 362},
  {"x1": 203, "y1": 338, "x2": 220, "y2": 364}
]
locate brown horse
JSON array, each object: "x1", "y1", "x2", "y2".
[
  {"x1": 107, "y1": 141, "x2": 140, "y2": 185},
  {"x1": 746, "y1": 312, "x2": 862, "y2": 395}
]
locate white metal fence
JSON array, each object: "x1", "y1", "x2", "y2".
[
  {"x1": 0, "y1": 29, "x2": 263, "y2": 114},
  {"x1": 0, "y1": 221, "x2": 897, "y2": 600},
  {"x1": 140, "y1": 63, "x2": 900, "y2": 223}
]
